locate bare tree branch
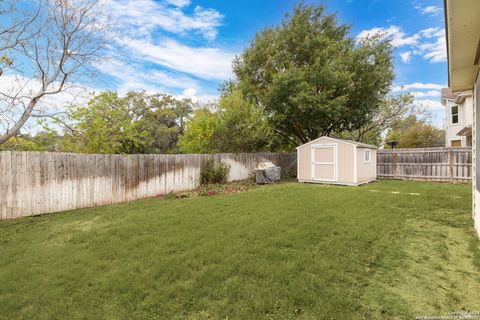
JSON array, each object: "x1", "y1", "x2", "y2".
[{"x1": 0, "y1": 0, "x2": 110, "y2": 145}]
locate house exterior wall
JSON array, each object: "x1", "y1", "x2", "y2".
[
  {"x1": 443, "y1": 96, "x2": 473, "y2": 147},
  {"x1": 465, "y1": 96, "x2": 474, "y2": 126},
  {"x1": 474, "y1": 72, "x2": 480, "y2": 236},
  {"x1": 356, "y1": 148, "x2": 377, "y2": 183},
  {"x1": 443, "y1": 0, "x2": 480, "y2": 238}
]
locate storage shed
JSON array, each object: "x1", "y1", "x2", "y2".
[{"x1": 297, "y1": 136, "x2": 377, "y2": 186}]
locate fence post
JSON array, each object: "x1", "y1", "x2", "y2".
[
  {"x1": 449, "y1": 149, "x2": 454, "y2": 182},
  {"x1": 392, "y1": 151, "x2": 397, "y2": 179}
]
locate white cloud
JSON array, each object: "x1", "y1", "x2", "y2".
[
  {"x1": 0, "y1": 73, "x2": 98, "y2": 133},
  {"x1": 411, "y1": 90, "x2": 441, "y2": 98},
  {"x1": 392, "y1": 82, "x2": 445, "y2": 92},
  {"x1": 356, "y1": 26, "x2": 446, "y2": 63},
  {"x1": 107, "y1": 0, "x2": 223, "y2": 40},
  {"x1": 0, "y1": 74, "x2": 96, "y2": 111},
  {"x1": 164, "y1": 0, "x2": 190, "y2": 8},
  {"x1": 418, "y1": 27, "x2": 444, "y2": 39},
  {"x1": 392, "y1": 83, "x2": 444, "y2": 116},
  {"x1": 409, "y1": 98, "x2": 445, "y2": 128},
  {"x1": 400, "y1": 51, "x2": 412, "y2": 63},
  {"x1": 95, "y1": 0, "x2": 233, "y2": 99},
  {"x1": 414, "y1": 99, "x2": 444, "y2": 110},
  {"x1": 418, "y1": 34, "x2": 447, "y2": 63},
  {"x1": 96, "y1": 58, "x2": 221, "y2": 103},
  {"x1": 416, "y1": 5, "x2": 442, "y2": 16},
  {"x1": 177, "y1": 88, "x2": 218, "y2": 103},
  {"x1": 119, "y1": 37, "x2": 234, "y2": 81},
  {"x1": 97, "y1": 58, "x2": 201, "y2": 93},
  {"x1": 356, "y1": 25, "x2": 419, "y2": 47}
]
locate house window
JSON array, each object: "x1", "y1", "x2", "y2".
[
  {"x1": 364, "y1": 149, "x2": 370, "y2": 163},
  {"x1": 452, "y1": 105, "x2": 459, "y2": 124},
  {"x1": 451, "y1": 140, "x2": 461, "y2": 147}
]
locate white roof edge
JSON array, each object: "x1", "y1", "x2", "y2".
[
  {"x1": 320, "y1": 136, "x2": 357, "y2": 147},
  {"x1": 297, "y1": 136, "x2": 377, "y2": 149}
]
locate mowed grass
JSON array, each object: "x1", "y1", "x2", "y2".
[{"x1": 1, "y1": 180, "x2": 479, "y2": 319}]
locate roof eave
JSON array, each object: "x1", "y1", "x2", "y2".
[
  {"x1": 444, "y1": 0, "x2": 451, "y2": 88},
  {"x1": 444, "y1": 0, "x2": 480, "y2": 92}
]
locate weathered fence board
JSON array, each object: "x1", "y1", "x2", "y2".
[
  {"x1": 377, "y1": 147, "x2": 471, "y2": 182},
  {"x1": 0, "y1": 152, "x2": 296, "y2": 220}
]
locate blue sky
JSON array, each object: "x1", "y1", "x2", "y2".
[
  {"x1": 48, "y1": 0, "x2": 450, "y2": 127},
  {"x1": 88, "y1": 0, "x2": 447, "y2": 126}
]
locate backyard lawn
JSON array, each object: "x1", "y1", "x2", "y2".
[{"x1": 0, "y1": 180, "x2": 479, "y2": 319}]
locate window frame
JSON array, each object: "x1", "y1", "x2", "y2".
[
  {"x1": 364, "y1": 149, "x2": 371, "y2": 163},
  {"x1": 451, "y1": 105, "x2": 459, "y2": 124}
]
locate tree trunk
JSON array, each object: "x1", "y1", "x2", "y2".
[{"x1": 0, "y1": 97, "x2": 38, "y2": 145}]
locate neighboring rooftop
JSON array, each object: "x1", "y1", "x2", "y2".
[
  {"x1": 441, "y1": 88, "x2": 457, "y2": 101},
  {"x1": 441, "y1": 88, "x2": 473, "y2": 104}
]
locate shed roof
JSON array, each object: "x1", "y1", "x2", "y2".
[{"x1": 297, "y1": 136, "x2": 378, "y2": 149}]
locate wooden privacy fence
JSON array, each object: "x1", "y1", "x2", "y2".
[
  {"x1": 0, "y1": 151, "x2": 296, "y2": 220},
  {"x1": 377, "y1": 147, "x2": 472, "y2": 182}
]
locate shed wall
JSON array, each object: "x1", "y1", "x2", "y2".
[
  {"x1": 337, "y1": 143, "x2": 355, "y2": 184},
  {"x1": 298, "y1": 137, "x2": 334, "y2": 181},
  {"x1": 297, "y1": 137, "x2": 356, "y2": 184},
  {"x1": 356, "y1": 148, "x2": 377, "y2": 183},
  {"x1": 297, "y1": 146, "x2": 312, "y2": 181}
]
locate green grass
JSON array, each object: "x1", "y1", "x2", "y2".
[{"x1": 0, "y1": 180, "x2": 479, "y2": 319}]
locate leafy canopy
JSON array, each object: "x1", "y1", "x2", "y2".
[
  {"x1": 178, "y1": 108, "x2": 220, "y2": 154},
  {"x1": 179, "y1": 87, "x2": 280, "y2": 154},
  {"x1": 385, "y1": 115, "x2": 445, "y2": 148},
  {"x1": 61, "y1": 91, "x2": 193, "y2": 154},
  {"x1": 233, "y1": 4, "x2": 394, "y2": 145}
]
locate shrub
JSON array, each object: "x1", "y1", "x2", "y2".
[
  {"x1": 197, "y1": 180, "x2": 254, "y2": 197},
  {"x1": 163, "y1": 192, "x2": 179, "y2": 200},
  {"x1": 201, "y1": 158, "x2": 230, "y2": 185}
]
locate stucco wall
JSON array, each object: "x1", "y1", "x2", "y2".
[{"x1": 356, "y1": 148, "x2": 377, "y2": 183}]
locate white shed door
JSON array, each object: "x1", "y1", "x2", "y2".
[{"x1": 311, "y1": 144, "x2": 337, "y2": 182}]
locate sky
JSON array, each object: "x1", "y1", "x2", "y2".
[{"x1": 2, "y1": 0, "x2": 449, "y2": 131}]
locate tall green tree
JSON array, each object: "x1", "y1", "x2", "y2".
[
  {"x1": 61, "y1": 92, "x2": 144, "y2": 154},
  {"x1": 179, "y1": 87, "x2": 282, "y2": 153},
  {"x1": 385, "y1": 115, "x2": 445, "y2": 148},
  {"x1": 0, "y1": 132, "x2": 59, "y2": 151},
  {"x1": 339, "y1": 94, "x2": 414, "y2": 145},
  {"x1": 178, "y1": 108, "x2": 220, "y2": 154},
  {"x1": 60, "y1": 91, "x2": 193, "y2": 154},
  {"x1": 233, "y1": 4, "x2": 394, "y2": 146},
  {"x1": 125, "y1": 92, "x2": 193, "y2": 153},
  {"x1": 212, "y1": 87, "x2": 279, "y2": 152}
]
